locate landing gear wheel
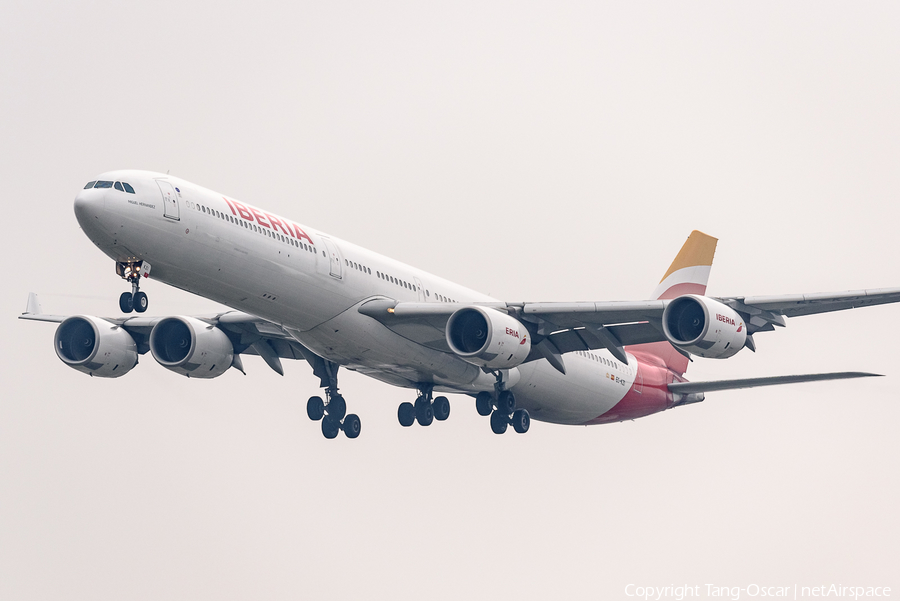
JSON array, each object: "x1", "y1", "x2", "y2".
[
  {"x1": 328, "y1": 395, "x2": 347, "y2": 421},
  {"x1": 322, "y1": 416, "x2": 340, "y2": 439},
  {"x1": 433, "y1": 396, "x2": 451, "y2": 421},
  {"x1": 343, "y1": 414, "x2": 361, "y2": 439},
  {"x1": 398, "y1": 402, "x2": 415, "y2": 427},
  {"x1": 307, "y1": 396, "x2": 325, "y2": 421},
  {"x1": 415, "y1": 401, "x2": 434, "y2": 427},
  {"x1": 119, "y1": 292, "x2": 134, "y2": 313},
  {"x1": 475, "y1": 391, "x2": 493, "y2": 416},
  {"x1": 512, "y1": 409, "x2": 531, "y2": 434},
  {"x1": 497, "y1": 390, "x2": 516, "y2": 414},
  {"x1": 133, "y1": 291, "x2": 148, "y2": 313},
  {"x1": 490, "y1": 410, "x2": 509, "y2": 435}
]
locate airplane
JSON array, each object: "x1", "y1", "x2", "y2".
[{"x1": 20, "y1": 170, "x2": 900, "y2": 439}]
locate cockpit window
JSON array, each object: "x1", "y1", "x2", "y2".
[
  {"x1": 114, "y1": 182, "x2": 124, "y2": 191},
  {"x1": 84, "y1": 181, "x2": 96, "y2": 189},
  {"x1": 122, "y1": 182, "x2": 135, "y2": 194},
  {"x1": 94, "y1": 181, "x2": 114, "y2": 188}
]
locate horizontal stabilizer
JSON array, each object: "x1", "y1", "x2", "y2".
[{"x1": 668, "y1": 372, "x2": 882, "y2": 394}]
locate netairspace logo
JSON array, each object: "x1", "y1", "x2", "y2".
[{"x1": 624, "y1": 584, "x2": 892, "y2": 601}]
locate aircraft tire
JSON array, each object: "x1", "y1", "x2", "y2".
[
  {"x1": 433, "y1": 396, "x2": 451, "y2": 421},
  {"x1": 328, "y1": 395, "x2": 346, "y2": 421},
  {"x1": 307, "y1": 396, "x2": 325, "y2": 421},
  {"x1": 119, "y1": 292, "x2": 134, "y2": 313},
  {"x1": 475, "y1": 391, "x2": 493, "y2": 416},
  {"x1": 497, "y1": 390, "x2": 516, "y2": 414},
  {"x1": 398, "y1": 402, "x2": 415, "y2": 427},
  {"x1": 343, "y1": 414, "x2": 361, "y2": 439},
  {"x1": 322, "y1": 416, "x2": 340, "y2": 439},
  {"x1": 133, "y1": 291, "x2": 148, "y2": 313},
  {"x1": 512, "y1": 409, "x2": 530, "y2": 434},
  {"x1": 490, "y1": 410, "x2": 508, "y2": 435},
  {"x1": 415, "y1": 401, "x2": 434, "y2": 427}
]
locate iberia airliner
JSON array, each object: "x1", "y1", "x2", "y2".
[{"x1": 21, "y1": 171, "x2": 900, "y2": 439}]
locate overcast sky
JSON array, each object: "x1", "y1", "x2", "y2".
[{"x1": 1, "y1": 2, "x2": 898, "y2": 600}]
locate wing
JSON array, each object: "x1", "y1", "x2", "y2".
[
  {"x1": 19, "y1": 293, "x2": 322, "y2": 379},
  {"x1": 721, "y1": 288, "x2": 900, "y2": 330},
  {"x1": 358, "y1": 287, "x2": 900, "y2": 370}
]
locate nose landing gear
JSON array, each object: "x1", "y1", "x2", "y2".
[{"x1": 116, "y1": 261, "x2": 150, "y2": 314}]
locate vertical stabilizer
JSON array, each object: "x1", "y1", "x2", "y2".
[
  {"x1": 630, "y1": 231, "x2": 718, "y2": 376},
  {"x1": 651, "y1": 230, "x2": 717, "y2": 300}
]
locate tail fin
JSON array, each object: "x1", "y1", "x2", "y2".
[
  {"x1": 629, "y1": 231, "x2": 719, "y2": 376},
  {"x1": 651, "y1": 230, "x2": 718, "y2": 300}
]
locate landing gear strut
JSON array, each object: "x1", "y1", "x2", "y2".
[
  {"x1": 398, "y1": 384, "x2": 451, "y2": 428},
  {"x1": 116, "y1": 261, "x2": 150, "y2": 314},
  {"x1": 476, "y1": 371, "x2": 530, "y2": 435},
  {"x1": 305, "y1": 360, "x2": 361, "y2": 439}
]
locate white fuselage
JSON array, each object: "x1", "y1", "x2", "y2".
[{"x1": 74, "y1": 170, "x2": 646, "y2": 425}]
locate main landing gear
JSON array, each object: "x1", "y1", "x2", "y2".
[
  {"x1": 116, "y1": 261, "x2": 149, "y2": 314},
  {"x1": 307, "y1": 390, "x2": 361, "y2": 439},
  {"x1": 474, "y1": 373, "x2": 530, "y2": 435},
  {"x1": 397, "y1": 384, "x2": 451, "y2": 428},
  {"x1": 305, "y1": 361, "x2": 361, "y2": 439}
]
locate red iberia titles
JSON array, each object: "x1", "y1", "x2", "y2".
[{"x1": 223, "y1": 197, "x2": 315, "y2": 246}]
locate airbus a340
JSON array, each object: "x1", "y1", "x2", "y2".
[{"x1": 21, "y1": 171, "x2": 900, "y2": 439}]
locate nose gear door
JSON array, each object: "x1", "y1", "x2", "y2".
[{"x1": 156, "y1": 180, "x2": 180, "y2": 220}]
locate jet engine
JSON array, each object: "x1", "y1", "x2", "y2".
[
  {"x1": 446, "y1": 306, "x2": 531, "y2": 369},
  {"x1": 662, "y1": 295, "x2": 747, "y2": 359},
  {"x1": 54, "y1": 315, "x2": 138, "y2": 378},
  {"x1": 149, "y1": 316, "x2": 234, "y2": 378}
]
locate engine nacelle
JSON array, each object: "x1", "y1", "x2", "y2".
[
  {"x1": 54, "y1": 315, "x2": 138, "y2": 378},
  {"x1": 149, "y1": 316, "x2": 234, "y2": 379},
  {"x1": 662, "y1": 295, "x2": 747, "y2": 359},
  {"x1": 446, "y1": 306, "x2": 531, "y2": 369}
]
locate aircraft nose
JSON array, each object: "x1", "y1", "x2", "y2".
[{"x1": 73, "y1": 186, "x2": 105, "y2": 228}]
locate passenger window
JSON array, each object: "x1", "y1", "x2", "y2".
[
  {"x1": 123, "y1": 182, "x2": 135, "y2": 194},
  {"x1": 84, "y1": 181, "x2": 96, "y2": 189},
  {"x1": 114, "y1": 182, "x2": 124, "y2": 191}
]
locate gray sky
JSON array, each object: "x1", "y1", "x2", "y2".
[{"x1": 2, "y1": 2, "x2": 898, "y2": 599}]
